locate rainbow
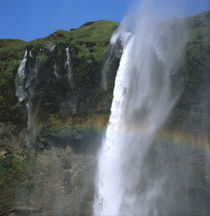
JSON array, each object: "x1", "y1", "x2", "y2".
[
  {"x1": 73, "y1": 121, "x2": 210, "y2": 154},
  {"x1": 158, "y1": 129, "x2": 210, "y2": 154}
]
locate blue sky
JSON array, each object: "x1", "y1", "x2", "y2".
[{"x1": 0, "y1": 0, "x2": 209, "y2": 41}]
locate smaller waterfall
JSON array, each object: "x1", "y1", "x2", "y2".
[
  {"x1": 16, "y1": 50, "x2": 39, "y2": 148},
  {"x1": 25, "y1": 61, "x2": 39, "y2": 147},
  {"x1": 51, "y1": 45, "x2": 59, "y2": 78},
  {"x1": 53, "y1": 61, "x2": 59, "y2": 79},
  {"x1": 29, "y1": 50, "x2": 33, "y2": 58},
  {"x1": 101, "y1": 46, "x2": 114, "y2": 91},
  {"x1": 50, "y1": 44, "x2": 56, "y2": 52},
  {"x1": 65, "y1": 47, "x2": 72, "y2": 85},
  {"x1": 15, "y1": 50, "x2": 28, "y2": 102}
]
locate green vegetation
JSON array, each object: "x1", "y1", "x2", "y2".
[
  {"x1": 0, "y1": 148, "x2": 95, "y2": 215},
  {"x1": 0, "y1": 153, "x2": 28, "y2": 212}
]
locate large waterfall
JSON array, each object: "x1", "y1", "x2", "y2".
[
  {"x1": 93, "y1": 2, "x2": 210, "y2": 216},
  {"x1": 94, "y1": 32, "x2": 133, "y2": 215}
]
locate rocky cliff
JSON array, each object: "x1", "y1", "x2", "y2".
[{"x1": 0, "y1": 20, "x2": 120, "y2": 153}]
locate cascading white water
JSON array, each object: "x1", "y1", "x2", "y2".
[
  {"x1": 51, "y1": 45, "x2": 59, "y2": 78},
  {"x1": 16, "y1": 50, "x2": 28, "y2": 102},
  {"x1": 53, "y1": 61, "x2": 59, "y2": 78},
  {"x1": 16, "y1": 46, "x2": 73, "y2": 148},
  {"x1": 94, "y1": 32, "x2": 133, "y2": 216},
  {"x1": 16, "y1": 50, "x2": 39, "y2": 147},
  {"x1": 25, "y1": 60, "x2": 39, "y2": 147},
  {"x1": 65, "y1": 47, "x2": 72, "y2": 84},
  {"x1": 50, "y1": 44, "x2": 56, "y2": 52},
  {"x1": 94, "y1": 2, "x2": 189, "y2": 216}
]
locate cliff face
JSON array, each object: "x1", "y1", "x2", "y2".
[
  {"x1": 0, "y1": 20, "x2": 119, "y2": 120},
  {"x1": 0, "y1": 20, "x2": 120, "y2": 154},
  {"x1": 0, "y1": 12, "x2": 209, "y2": 215}
]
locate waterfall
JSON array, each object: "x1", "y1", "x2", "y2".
[
  {"x1": 50, "y1": 44, "x2": 56, "y2": 52},
  {"x1": 93, "y1": 3, "x2": 190, "y2": 216},
  {"x1": 52, "y1": 45, "x2": 59, "y2": 78},
  {"x1": 16, "y1": 50, "x2": 28, "y2": 102},
  {"x1": 65, "y1": 47, "x2": 72, "y2": 85},
  {"x1": 25, "y1": 60, "x2": 39, "y2": 147},
  {"x1": 16, "y1": 50, "x2": 39, "y2": 148},
  {"x1": 53, "y1": 61, "x2": 59, "y2": 78},
  {"x1": 94, "y1": 32, "x2": 132, "y2": 215}
]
